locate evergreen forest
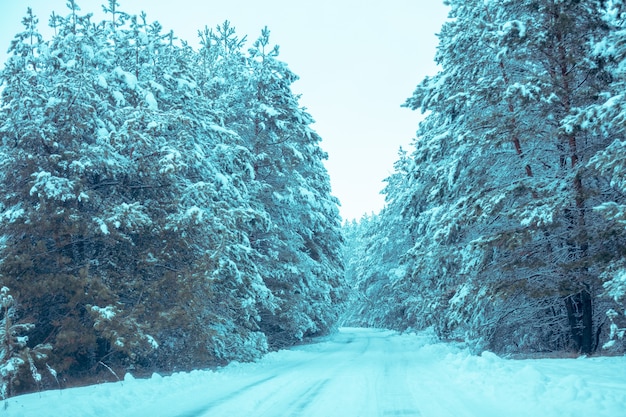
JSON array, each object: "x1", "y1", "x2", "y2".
[
  {"x1": 0, "y1": 1, "x2": 346, "y2": 396},
  {"x1": 2, "y1": 0, "x2": 626, "y2": 400},
  {"x1": 344, "y1": 0, "x2": 626, "y2": 359}
]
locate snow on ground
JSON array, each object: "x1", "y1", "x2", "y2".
[{"x1": 4, "y1": 328, "x2": 625, "y2": 417}]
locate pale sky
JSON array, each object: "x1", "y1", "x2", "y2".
[{"x1": 0, "y1": 0, "x2": 448, "y2": 221}]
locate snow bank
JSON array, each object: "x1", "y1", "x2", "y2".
[{"x1": 407, "y1": 338, "x2": 626, "y2": 417}]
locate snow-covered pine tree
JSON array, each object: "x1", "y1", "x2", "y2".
[
  {"x1": 565, "y1": 0, "x2": 626, "y2": 351},
  {"x1": 342, "y1": 150, "x2": 418, "y2": 329},
  {"x1": 0, "y1": 287, "x2": 52, "y2": 401},
  {"x1": 479, "y1": 0, "x2": 615, "y2": 354},
  {"x1": 0, "y1": 4, "x2": 166, "y2": 383},
  {"x1": 72, "y1": 7, "x2": 275, "y2": 368},
  {"x1": 0, "y1": 0, "x2": 344, "y2": 388},
  {"x1": 359, "y1": 0, "x2": 618, "y2": 354},
  {"x1": 0, "y1": 4, "x2": 274, "y2": 388},
  {"x1": 196, "y1": 23, "x2": 346, "y2": 349},
  {"x1": 391, "y1": 0, "x2": 542, "y2": 348},
  {"x1": 0, "y1": 3, "x2": 347, "y2": 390},
  {"x1": 241, "y1": 28, "x2": 346, "y2": 348}
]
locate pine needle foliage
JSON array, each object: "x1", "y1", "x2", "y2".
[{"x1": 0, "y1": 3, "x2": 346, "y2": 394}]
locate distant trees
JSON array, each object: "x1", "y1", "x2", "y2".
[
  {"x1": 0, "y1": 2, "x2": 346, "y2": 393},
  {"x1": 342, "y1": 150, "x2": 417, "y2": 328},
  {"x1": 347, "y1": 0, "x2": 626, "y2": 355}
]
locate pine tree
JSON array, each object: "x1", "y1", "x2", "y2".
[
  {"x1": 0, "y1": 287, "x2": 52, "y2": 401},
  {"x1": 241, "y1": 28, "x2": 346, "y2": 348},
  {"x1": 566, "y1": 0, "x2": 626, "y2": 351},
  {"x1": 0, "y1": 4, "x2": 347, "y2": 390},
  {"x1": 342, "y1": 150, "x2": 418, "y2": 329},
  {"x1": 359, "y1": 0, "x2": 620, "y2": 354}
]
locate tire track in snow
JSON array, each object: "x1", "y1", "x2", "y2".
[
  {"x1": 251, "y1": 330, "x2": 373, "y2": 417},
  {"x1": 171, "y1": 374, "x2": 279, "y2": 417},
  {"x1": 173, "y1": 329, "x2": 425, "y2": 417},
  {"x1": 174, "y1": 333, "x2": 368, "y2": 417},
  {"x1": 375, "y1": 337, "x2": 422, "y2": 417},
  {"x1": 281, "y1": 378, "x2": 332, "y2": 417}
]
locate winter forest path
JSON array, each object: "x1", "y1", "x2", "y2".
[
  {"x1": 130, "y1": 328, "x2": 626, "y2": 417},
  {"x1": 167, "y1": 328, "x2": 434, "y2": 417},
  {"x1": 5, "y1": 328, "x2": 626, "y2": 417}
]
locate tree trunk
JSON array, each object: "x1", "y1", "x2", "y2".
[
  {"x1": 564, "y1": 289, "x2": 593, "y2": 354},
  {"x1": 580, "y1": 288, "x2": 593, "y2": 354}
]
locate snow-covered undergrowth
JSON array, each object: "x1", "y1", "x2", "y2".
[{"x1": 3, "y1": 328, "x2": 625, "y2": 417}]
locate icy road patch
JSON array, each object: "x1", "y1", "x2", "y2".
[{"x1": 4, "y1": 328, "x2": 626, "y2": 417}]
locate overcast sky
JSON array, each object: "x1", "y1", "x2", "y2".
[{"x1": 0, "y1": 0, "x2": 449, "y2": 221}]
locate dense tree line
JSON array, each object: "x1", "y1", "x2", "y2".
[
  {"x1": 347, "y1": 0, "x2": 626, "y2": 355},
  {"x1": 0, "y1": 1, "x2": 346, "y2": 396}
]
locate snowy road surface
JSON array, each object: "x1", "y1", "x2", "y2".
[{"x1": 4, "y1": 327, "x2": 626, "y2": 417}]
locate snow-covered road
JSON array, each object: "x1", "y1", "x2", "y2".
[
  {"x1": 5, "y1": 328, "x2": 626, "y2": 417},
  {"x1": 175, "y1": 328, "x2": 426, "y2": 417}
]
